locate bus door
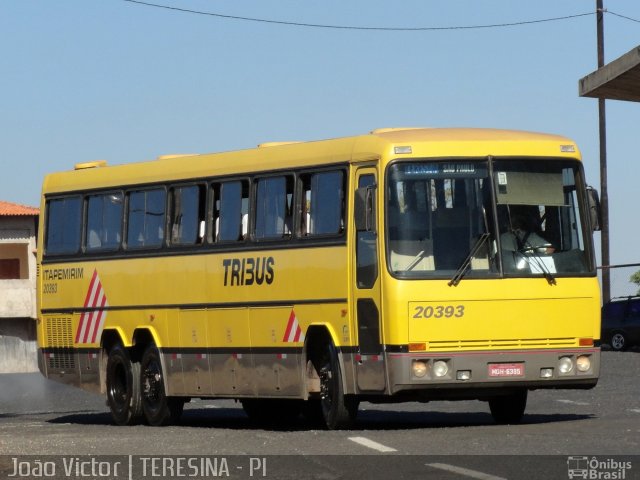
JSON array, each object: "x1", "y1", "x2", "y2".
[{"x1": 353, "y1": 167, "x2": 386, "y2": 392}]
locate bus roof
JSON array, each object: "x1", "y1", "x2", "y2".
[{"x1": 42, "y1": 128, "x2": 581, "y2": 195}]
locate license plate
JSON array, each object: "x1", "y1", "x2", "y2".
[{"x1": 488, "y1": 363, "x2": 525, "y2": 377}]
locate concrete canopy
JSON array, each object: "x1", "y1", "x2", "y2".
[{"x1": 579, "y1": 46, "x2": 640, "y2": 102}]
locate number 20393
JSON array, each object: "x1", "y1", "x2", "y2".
[{"x1": 412, "y1": 304, "x2": 465, "y2": 319}]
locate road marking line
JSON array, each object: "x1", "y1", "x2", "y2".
[
  {"x1": 348, "y1": 436, "x2": 397, "y2": 452},
  {"x1": 629, "y1": 408, "x2": 640, "y2": 414},
  {"x1": 556, "y1": 399, "x2": 590, "y2": 406},
  {"x1": 427, "y1": 463, "x2": 507, "y2": 480},
  {"x1": 1, "y1": 422, "x2": 42, "y2": 428}
]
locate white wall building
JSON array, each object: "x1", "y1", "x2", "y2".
[{"x1": 0, "y1": 201, "x2": 39, "y2": 373}]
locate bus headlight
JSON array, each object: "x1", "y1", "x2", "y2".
[
  {"x1": 576, "y1": 355, "x2": 591, "y2": 373},
  {"x1": 412, "y1": 360, "x2": 429, "y2": 378},
  {"x1": 433, "y1": 360, "x2": 449, "y2": 378},
  {"x1": 558, "y1": 356, "x2": 574, "y2": 374}
]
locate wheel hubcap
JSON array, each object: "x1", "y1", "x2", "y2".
[
  {"x1": 143, "y1": 361, "x2": 162, "y2": 402},
  {"x1": 319, "y1": 366, "x2": 333, "y2": 403},
  {"x1": 612, "y1": 334, "x2": 624, "y2": 349}
]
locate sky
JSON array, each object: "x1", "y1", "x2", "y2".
[{"x1": 1, "y1": 0, "x2": 639, "y2": 296}]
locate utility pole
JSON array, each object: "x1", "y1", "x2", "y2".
[{"x1": 596, "y1": 0, "x2": 610, "y2": 303}]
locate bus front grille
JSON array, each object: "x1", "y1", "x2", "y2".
[{"x1": 426, "y1": 338, "x2": 578, "y2": 351}]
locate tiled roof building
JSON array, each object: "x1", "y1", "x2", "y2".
[
  {"x1": 0, "y1": 201, "x2": 39, "y2": 216},
  {"x1": 0, "y1": 200, "x2": 39, "y2": 372}
]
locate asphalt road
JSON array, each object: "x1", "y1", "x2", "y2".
[{"x1": 0, "y1": 350, "x2": 638, "y2": 479}]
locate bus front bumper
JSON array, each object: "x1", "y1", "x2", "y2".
[{"x1": 384, "y1": 347, "x2": 600, "y2": 396}]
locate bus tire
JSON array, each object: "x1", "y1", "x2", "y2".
[
  {"x1": 318, "y1": 341, "x2": 357, "y2": 430},
  {"x1": 105, "y1": 344, "x2": 143, "y2": 426},
  {"x1": 489, "y1": 390, "x2": 527, "y2": 425},
  {"x1": 140, "y1": 344, "x2": 184, "y2": 426}
]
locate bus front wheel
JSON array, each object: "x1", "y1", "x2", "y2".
[
  {"x1": 105, "y1": 344, "x2": 142, "y2": 426},
  {"x1": 140, "y1": 344, "x2": 184, "y2": 426},
  {"x1": 489, "y1": 390, "x2": 527, "y2": 424},
  {"x1": 317, "y1": 342, "x2": 357, "y2": 430}
]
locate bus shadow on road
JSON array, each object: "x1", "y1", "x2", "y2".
[
  {"x1": 47, "y1": 411, "x2": 114, "y2": 425},
  {"x1": 350, "y1": 409, "x2": 595, "y2": 430},
  {"x1": 46, "y1": 407, "x2": 595, "y2": 431}
]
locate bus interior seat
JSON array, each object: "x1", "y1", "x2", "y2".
[
  {"x1": 87, "y1": 230, "x2": 101, "y2": 249},
  {"x1": 389, "y1": 239, "x2": 434, "y2": 272},
  {"x1": 242, "y1": 213, "x2": 248, "y2": 238},
  {"x1": 433, "y1": 207, "x2": 471, "y2": 270},
  {"x1": 214, "y1": 213, "x2": 248, "y2": 241},
  {"x1": 470, "y1": 236, "x2": 490, "y2": 270}
]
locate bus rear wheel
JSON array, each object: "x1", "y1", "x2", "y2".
[
  {"x1": 105, "y1": 344, "x2": 142, "y2": 426},
  {"x1": 489, "y1": 390, "x2": 528, "y2": 424},
  {"x1": 140, "y1": 344, "x2": 184, "y2": 426}
]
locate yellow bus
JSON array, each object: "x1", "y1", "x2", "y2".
[{"x1": 37, "y1": 128, "x2": 601, "y2": 429}]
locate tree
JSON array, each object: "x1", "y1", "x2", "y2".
[{"x1": 630, "y1": 270, "x2": 640, "y2": 296}]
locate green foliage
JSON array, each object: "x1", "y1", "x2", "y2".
[{"x1": 630, "y1": 270, "x2": 640, "y2": 295}]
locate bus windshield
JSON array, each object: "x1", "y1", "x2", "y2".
[{"x1": 386, "y1": 159, "x2": 591, "y2": 279}]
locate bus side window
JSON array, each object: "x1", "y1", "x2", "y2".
[
  {"x1": 169, "y1": 184, "x2": 206, "y2": 246},
  {"x1": 213, "y1": 180, "x2": 249, "y2": 242},
  {"x1": 126, "y1": 188, "x2": 166, "y2": 249},
  {"x1": 254, "y1": 176, "x2": 294, "y2": 240},
  {"x1": 86, "y1": 192, "x2": 123, "y2": 252},
  {"x1": 300, "y1": 170, "x2": 344, "y2": 237},
  {"x1": 356, "y1": 173, "x2": 377, "y2": 288},
  {"x1": 45, "y1": 196, "x2": 83, "y2": 256}
]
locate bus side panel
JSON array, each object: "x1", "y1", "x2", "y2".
[
  {"x1": 250, "y1": 306, "x2": 303, "y2": 397},
  {"x1": 177, "y1": 309, "x2": 212, "y2": 396},
  {"x1": 39, "y1": 245, "x2": 352, "y2": 399},
  {"x1": 38, "y1": 314, "x2": 102, "y2": 393},
  {"x1": 207, "y1": 308, "x2": 254, "y2": 397}
]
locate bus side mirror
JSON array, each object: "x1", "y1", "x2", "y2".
[
  {"x1": 587, "y1": 186, "x2": 601, "y2": 232},
  {"x1": 355, "y1": 185, "x2": 377, "y2": 233}
]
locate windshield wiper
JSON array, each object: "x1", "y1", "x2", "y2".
[
  {"x1": 448, "y1": 233, "x2": 490, "y2": 287},
  {"x1": 518, "y1": 244, "x2": 557, "y2": 286}
]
